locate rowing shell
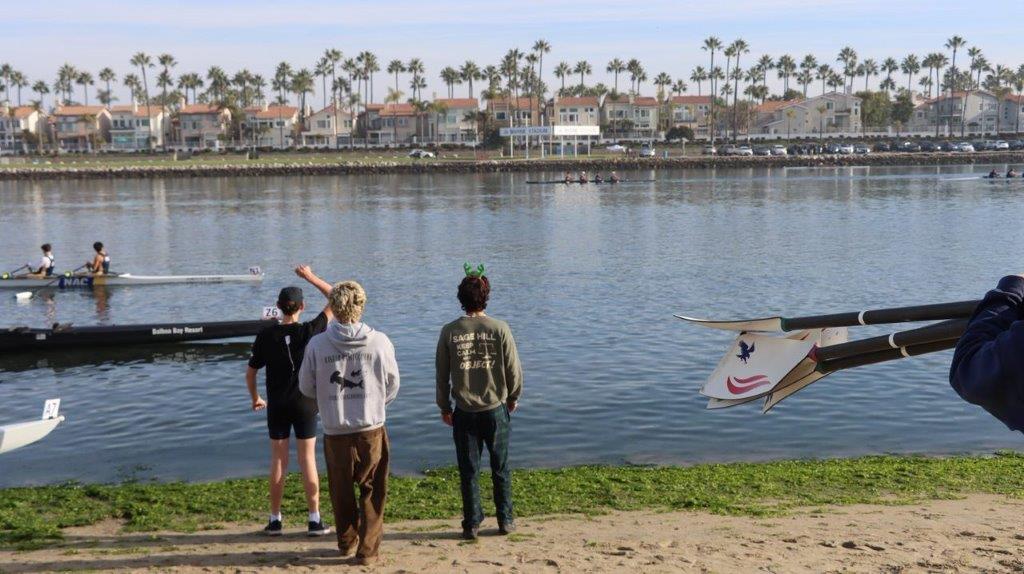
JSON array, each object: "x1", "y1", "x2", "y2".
[
  {"x1": 0, "y1": 400, "x2": 64, "y2": 455},
  {"x1": 0, "y1": 319, "x2": 275, "y2": 352},
  {"x1": 0, "y1": 272, "x2": 264, "y2": 289}
]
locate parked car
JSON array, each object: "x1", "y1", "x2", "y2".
[
  {"x1": 752, "y1": 145, "x2": 772, "y2": 156},
  {"x1": 919, "y1": 141, "x2": 940, "y2": 152},
  {"x1": 408, "y1": 149, "x2": 435, "y2": 158},
  {"x1": 606, "y1": 144, "x2": 628, "y2": 153},
  {"x1": 770, "y1": 144, "x2": 788, "y2": 156},
  {"x1": 1009, "y1": 140, "x2": 1024, "y2": 150},
  {"x1": 896, "y1": 141, "x2": 921, "y2": 152},
  {"x1": 639, "y1": 144, "x2": 656, "y2": 157},
  {"x1": 735, "y1": 145, "x2": 754, "y2": 156},
  {"x1": 824, "y1": 143, "x2": 840, "y2": 154},
  {"x1": 720, "y1": 145, "x2": 738, "y2": 156},
  {"x1": 994, "y1": 140, "x2": 1010, "y2": 150},
  {"x1": 872, "y1": 141, "x2": 892, "y2": 152},
  {"x1": 953, "y1": 142, "x2": 975, "y2": 152},
  {"x1": 853, "y1": 143, "x2": 871, "y2": 154},
  {"x1": 935, "y1": 141, "x2": 956, "y2": 152},
  {"x1": 973, "y1": 140, "x2": 995, "y2": 151},
  {"x1": 702, "y1": 145, "x2": 717, "y2": 155}
]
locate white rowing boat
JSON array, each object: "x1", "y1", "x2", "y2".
[
  {"x1": 0, "y1": 268, "x2": 264, "y2": 289},
  {"x1": 0, "y1": 399, "x2": 64, "y2": 455}
]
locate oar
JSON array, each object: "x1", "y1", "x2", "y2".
[
  {"x1": 677, "y1": 300, "x2": 978, "y2": 333},
  {"x1": 2, "y1": 264, "x2": 29, "y2": 279},
  {"x1": 762, "y1": 338, "x2": 959, "y2": 412},
  {"x1": 15, "y1": 264, "x2": 87, "y2": 301}
]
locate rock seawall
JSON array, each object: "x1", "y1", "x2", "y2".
[{"x1": 2, "y1": 152, "x2": 1024, "y2": 180}]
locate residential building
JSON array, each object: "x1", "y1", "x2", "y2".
[
  {"x1": 601, "y1": 94, "x2": 661, "y2": 140},
  {"x1": 548, "y1": 96, "x2": 602, "y2": 145},
  {"x1": 0, "y1": 105, "x2": 43, "y2": 152},
  {"x1": 427, "y1": 98, "x2": 479, "y2": 144},
  {"x1": 52, "y1": 105, "x2": 111, "y2": 151},
  {"x1": 245, "y1": 104, "x2": 299, "y2": 148},
  {"x1": 485, "y1": 97, "x2": 541, "y2": 127},
  {"x1": 669, "y1": 95, "x2": 712, "y2": 138},
  {"x1": 301, "y1": 104, "x2": 354, "y2": 147},
  {"x1": 177, "y1": 104, "x2": 230, "y2": 150},
  {"x1": 108, "y1": 103, "x2": 165, "y2": 150},
  {"x1": 366, "y1": 102, "x2": 420, "y2": 145},
  {"x1": 1001, "y1": 95, "x2": 1024, "y2": 134},
  {"x1": 753, "y1": 92, "x2": 862, "y2": 136},
  {"x1": 910, "y1": 91, "x2": 999, "y2": 134}
]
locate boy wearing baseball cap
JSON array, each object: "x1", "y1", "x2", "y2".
[{"x1": 245, "y1": 265, "x2": 334, "y2": 536}]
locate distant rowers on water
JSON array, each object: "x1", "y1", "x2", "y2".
[
  {"x1": 562, "y1": 171, "x2": 572, "y2": 184},
  {"x1": 609, "y1": 171, "x2": 620, "y2": 183},
  {"x1": 579, "y1": 171, "x2": 589, "y2": 184},
  {"x1": 988, "y1": 169, "x2": 1000, "y2": 179},
  {"x1": 1008, "y1": 168, "x2": 1018, "y2": 178},
  {"x1": 85, "y1": 242, "x2": 110, "y2": 275},
  {"x1": 594, "y1": 173, "x2": 604, "y2": 183}
]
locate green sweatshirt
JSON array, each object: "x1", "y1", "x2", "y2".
[{"x1": 436, "y1": 315, "x2": 523, "y2": 413}]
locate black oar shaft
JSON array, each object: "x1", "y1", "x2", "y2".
[
  {"x1": 817, "y1": 339, "x2": 958, "y2": 373},
  {"x1": 782, "y1": 300, "x2": 979, "y2": 331},
  {"x1": 814, "y1": 318, "x2": 968, "y2": 363}
]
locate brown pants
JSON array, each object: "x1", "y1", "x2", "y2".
[{"x1": 323, "y1": 427, "x2": 390, "y2": 559}]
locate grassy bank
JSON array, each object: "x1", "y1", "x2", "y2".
[{"x1": 3, "y1": 453, "x2": 1024, "y2": 550}]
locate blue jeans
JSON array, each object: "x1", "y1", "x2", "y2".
[{"x1": 452, "y1": 404, "x2": 513, "y2": 529}]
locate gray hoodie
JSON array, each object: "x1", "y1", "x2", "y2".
[{"x1": 298, "y1": 321, "x2": 399, "y2": 435}]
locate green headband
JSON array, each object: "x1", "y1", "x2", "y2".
[{"x1": 463, "y1": 263, "x2": 485, "y2": 278}]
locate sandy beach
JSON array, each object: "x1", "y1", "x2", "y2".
[{"x1": 2, "y1": 494, "x2": 1023, "y2": 573}]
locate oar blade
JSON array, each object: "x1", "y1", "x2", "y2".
[
  {"x1": 15, "y1": 291, "x2": 33, "y2": 301},
  {"x1": 706, "y1": 395, "x2": 764, "y2": 409},
  {"x1": 675, "y1": 314, "x2": 784, "y2": 333},
  {"x1": 700, "y1": 331, "x2": 817, "y2": 400},
  {"x1": 762, "y1": 370, "x2": 831, "y2": 413}
]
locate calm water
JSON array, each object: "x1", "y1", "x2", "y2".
[{"x1": 1, "y1": 165, "x2": 1022, "y2": 487}]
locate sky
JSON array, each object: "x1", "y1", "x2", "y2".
[{"x1": 1, "y1": 0, "x2": 1022, "y2": 107}]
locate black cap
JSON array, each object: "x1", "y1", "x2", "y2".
[{"x1": 278, "y1": 286, "x2": 304, "y2": 304}]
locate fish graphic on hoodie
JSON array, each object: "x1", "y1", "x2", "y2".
[{"x1": 298, "y1": 321, "x2": 400, "y2": 435}]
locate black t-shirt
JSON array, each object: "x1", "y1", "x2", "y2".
[{"x1": 249, "y1": 311, "x2": 328, "y2": 406}]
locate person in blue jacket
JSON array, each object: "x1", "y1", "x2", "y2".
[{"x1": 950, "y1": 275, "x2": 1024, "y2": 431}]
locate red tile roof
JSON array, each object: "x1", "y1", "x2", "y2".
[
  {"x1": 434, "y1": 98, "x2": 479, "y2": 108},
  {"x1": 379, "y1": 103, "x2": 416, "y2": 117},
  {"x1": 671, "y1": 95, "x2": 712, "y2": 105},
  {"x1": 178, "y1": 104, "x2": 224, "y2": 115},
  {"x1": 246, "y1": 106, "x2": 298, "y2": 119},
  {"x1": 312, "y1": 104, "x2": 352, "y2": 115},
  {"x1": 486, "y1": 97, "x2": 539, "y2": 109},
  {"x1": 364, "y1": 103, "x2": 385, "y2": 112},
  {"x1": 633, "y1": 96, "x2": 659, "y2": 107},
  {"x1": 604, "y1": 94, "x2": 631, "y2": 104},
  {"x1": 7, "y1": 106, "x2": 38, "y2": 119},
  {"x1": 555, "y1": 97, "x2": 600, "y2": 107},
  {"x1": 755, "y1": 99, "x2": 801, "y2": 114},
  {"x1": 53, "y1": 105, "x2": 107, "y2": 116}
]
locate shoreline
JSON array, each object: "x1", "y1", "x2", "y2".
[
  {"x1": 1, "y1": 151, "x2": 1024, "y2": 181},
  {"x1": 3, "y1": 452, "x2": 1024, "y2": 552}
]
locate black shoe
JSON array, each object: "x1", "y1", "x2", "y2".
[
  {"x1": 263, "y1": 519, "x2": 283, "y2": 536},
  {"x1": 307, "y1": 520, "x2": 331, "y2": 537},
  {"x1": 498, "y1": 520, "x2": 516, "y2": 535},
  {"x1": 461, "y1": 525, "x2": 480, "y2": 540}
]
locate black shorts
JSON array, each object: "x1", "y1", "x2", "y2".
[{"x1": 266, "y1": 402, "x2": 318, "y2": 440}]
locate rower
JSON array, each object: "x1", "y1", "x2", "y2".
[
  {"x1": 609, "y1": 171, "x2": 620, "y2": 184},
  {"x1": 579, "y1": 170, "x2": 589, "y2": 184},
  {"x1": 28, "y1": 244, "x2": 55, "y2": 277},
  {"x1": 594, "y1": 173, "x2": 604, "y2": 183},
  {"x1": 1007, "y1": 168, "x2": 1018, "y2": 178},
  {"x1": 86, "y1": 242, "x2": 110, "y2": 275},
  {"x1": 563, "y1": 171, "x2": 572, "y2": 184},
  {"x1": 988, "y1": 169, "x2": 999, "y2": 179}
]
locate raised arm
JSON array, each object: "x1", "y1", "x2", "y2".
[
  {"x1": 950, "y1": 275, "x2": 1024, "y2": 431},
  {"x1": 435, "y1": 327, "x2": 453, "y2": 417},
  {"x1": 295, "y1": 265, "x2": 334, "y2": 319}
]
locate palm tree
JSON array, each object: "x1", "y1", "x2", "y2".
[
  {"x1": 625, "y1": 58, "x2": 643, "y2": 94},
  {"x1": 944, "y1": 36, "x2": 966, "y2": 134},
  {"x1": 406, "y1": 58, "x2": 425, "y2": 101},
  {"x1": 689, "y1": 66, "x2": 707, "y2": 96},
  {"x1": 702, "y1": 36, "x2": 723, "y2": 143},
  {"x1": 785, "y1": 108, "x2": 796, "y2": 139},
  {"x1": 273, "y1": 62, "x2": 292, "y2": 105},
  {"x1": 0, "y1": 63, "x2": 11, "y2": 102},
  {"x1": 533, "y1": 39, "x2": 551, "y2": 120},
  {"x1": 32, "y1": 80, "x2": 48, "y2": 110},
  {"x1": 776, "y1": 54, "x2": 796, "y2": 95},
  {"x1": 837, "y1": 46, "x2": 858, "y2": 93},
  {"x1": 817, "y1": 64, "x2": 832, "y2": 95},
  {"x1": 930, "y1": 53, "x2": 949, "y2": 135},
  {"x1": 346, "y1": 92, "x2": 360, "y2": 149},
  {"x1": 440, "y1": 66, "x2": 459, "y2": 98},
  {"x1": 56, "y1": 63, "x2": 77, "y2": 105},
  {"x1": 573, "y1": 60, "x2": 591, "y2": 90},
  {"x1": 323, "y1": 48, "x2": 343, "y2": 148},
  {"x1": 9, "y1": 71, "x2": 26, "y2": 106},
  {"x1": 671, "y1": 79, "x2": 687, "y2": 96},
  {"x1": 130, "y1": 52, "x2": 154, "y2": 148},
  {"x1": 901, "y1": 55, "x2": 920, "y2": 94},
  {"x1": 384, "y1": 87, "x2": 402, "y2": 145},
  {"x1": 553, "y1": 61, "x2": 571, "y2": 97},
  {"x1": 727, "y1": 39, "x2": 749, "y2": 142},
  {"x1": 360, "y1": 52, "x2": 380, "y2": 103},
  {"x1": 961, "y1": 45, "x2": 982, "y2": 136},
  {"x1": 756, "y1": 54, "x2": 774, "y2": 91},
  {"x1": 879, "y1": 58, "x2": 898, "y2": 93},
  {"x1": 75, "y1": 71, "x2": 94, "y2": 106},
  {"x1": 387, "y1": 59, "x2": 405, "y2": 98},
  {"x1": 97, "y1": 67, "x2": 116, "y2": 109},
  {"x1": 796, "y1": 69, "x2": 813, "y2": 97},
  {"x1": 606, "y1": 58, "x2": 625, "y2": 93},
  {"x1": 315, "y1": 57, "x2": 332, "y2": 109},
  {"x1": 457, "y1": 61, "x2": 479, "y2": 98}
]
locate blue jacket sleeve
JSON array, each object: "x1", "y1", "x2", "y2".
[{"x1": 949, "y1": 275, "x2": 1024, "y2": 431}]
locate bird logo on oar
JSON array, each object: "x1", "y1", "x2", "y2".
[{"x1": 737, "y1": 340, "x2": 755, "y2": 364}]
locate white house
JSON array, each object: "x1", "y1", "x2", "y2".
[
  {"x1": 0, "y1": 105, "x2": 43, "y2": 152},
  {"x1": 301, "y1": 104, "x2": 353, "y2": 147},
  {"x1": 754, "y1": 92, "x2": 862, "y2": 136},
  {"x1": 910, "y1": 91, "x2": 999, "y2": 135},
  {"x1": 245, "y1": 104, "x2": 299, "y2": 148},
  {"x1": 428, "y1": 98, "x2": 479, "y2": 144},
  {"x1": 177, "y1": 104, "x2": 230, "y2": 150},
  {"x1": 601, "y1": 94, "x2": 660, "y2": 140},
  {"x1": 108, "y1": 103, "x2": 165, "y2": 150}
]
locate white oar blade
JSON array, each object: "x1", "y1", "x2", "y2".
[
  {"x1": 762, "y1": 370, "x2": 831, "y2": 413},
  {"x1": 675, "y1": 314, "x2": 784, "y2": 333},
  {"x1": 15, "y1": 291, "x2": 32, "y2": 300},
  {"x1": 706, "y1": 395, "x2": 764, "y2": 409},
  {"x1": 700, "y1": 332, "x2": 817, "y2": 400}
]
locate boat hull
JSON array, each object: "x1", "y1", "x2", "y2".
[
  {"x1": 0, "y1": 320, "x2": 275, "y2": 352},
  {"x1": 0, "y1": 416, "x2": 64, "y2": 454},
  {"x1": 0, "y1": 273, "x2": 264, "y2": 289}
]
